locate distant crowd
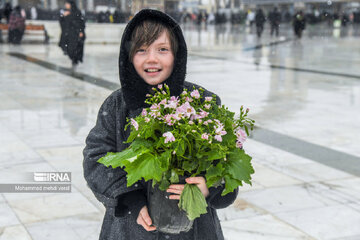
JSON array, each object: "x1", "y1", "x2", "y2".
[{"x1": 2, "y1": 3, "x2": 360, "y2": 27}]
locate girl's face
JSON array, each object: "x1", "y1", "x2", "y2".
[{"x1": 132, "y1": 31, "x2": 175, "y2": 86}]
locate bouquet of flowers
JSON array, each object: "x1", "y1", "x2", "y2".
[{"x1": 98, "y1": 84, "x2": 255, "y2": 221}]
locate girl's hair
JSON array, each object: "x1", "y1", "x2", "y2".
[{"x1": 129, "y1": 19, "x2": 178, "y2": 62}]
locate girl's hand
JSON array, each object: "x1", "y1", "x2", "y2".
[
  {"x1": 136, "y1": 206, "x2": 156, "y2": 231},
  {"x1": 166, "y1": 176, "x2": 209, "y2": 200}
]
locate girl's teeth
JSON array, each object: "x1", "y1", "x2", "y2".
[{"x1": 147, "y1": 69, "x2": 159, "y2": 72}]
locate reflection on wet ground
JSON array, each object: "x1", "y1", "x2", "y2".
[{"x1": 1, "y1": 23, "x2": 360, "y2": 240}]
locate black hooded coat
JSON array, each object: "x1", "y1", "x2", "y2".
[{"x1": 83, "y1": 9, "x2": 239, "y2": 240}]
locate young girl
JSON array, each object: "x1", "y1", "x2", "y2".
[{"x1": 83, "y1": 9, "x2": 238, "y2": 240}]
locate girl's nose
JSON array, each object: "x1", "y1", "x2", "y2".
[{"x1": 146, "y1": 49, "x2": 158, "y2": 62}]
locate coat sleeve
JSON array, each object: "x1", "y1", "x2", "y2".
[
  {"x1": 83, "y1": 93, "x2": 146, "y2": 217},
  {"x1": 206, "y1": 184, "x2": 238, "y2": 209}
]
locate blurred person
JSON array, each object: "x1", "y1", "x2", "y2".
[
  {"x1": 268, "y1": 7, "x2": 281, "y2": 37},
  {"x1": 105, "y1": 10, "x2": 111, "y2": 23},
  {"x1": 113, "y1": 10, "x2": 121, "y2": 23},
  {"x1": 58, "y1": 0, "x2": 85, "y2": 70},
  {"x1": 3, "y1": 2, "x2": 12, "y2": 23},
  {"x1": 8, "y1": 5, "x2": 25, "y2": 44},
  {"x1": 341, "y1": 13, "x2": 349, "y2": 27},
  {"x1": 30, "y1": 6, "x2": 37, "y2": 20},
  {"x1": 247, "y1": 9, "x2": 255, "y2": 27},
  {"x1": 293, "y1": 11, "x2": 306, "y2": 38},
  {"x1": 255, "y1": 8, "x2": 266, "y2": 38}
]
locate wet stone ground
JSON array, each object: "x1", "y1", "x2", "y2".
[{"x1": 0, "y1": 22, "x2": 360, "y2": 239}]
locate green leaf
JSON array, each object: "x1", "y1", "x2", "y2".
[
  {"x1": 170, "y1": 169, "x2": 179, "y2": 183},
  {"x1": 158, "y1": 150, "x2": 171, "y2": 170},
  {"x1": 221, "y1": 175, "x2": 242, "y2": 196},
  {"x1": 125, "y1": 129, "x2": 138, "y2": 143},
  {"x1": 204, "y1": 149, "x2": 226, "y2": 161},
  {"x1": 175, "y1": 140, "x2": 186, "y2": 156},
  {"x1": 125, "y1": 153, "x2": 164, "y2": 186},
  {"x1": 130, "y1": 139, "x2": 153, "y2": 152},
  {"x1": 205, "y1": 163, "x2": 224, "y2": 187},
  {"x1": 97, "y1": 148, "x2": 137, "y2": 168},
  {"x1": 182, "y1": 160, "x2": 198, "y2": 172},
  {"x1": 158, "y1": 177, "x2": 170, "y2": 191},
  {"x1": 197, "y1": 160, "x2": 211, "y2": 173},
  {"x1": 225, "y1": 149, "x2": 254, "y2": 185},
  {"x1": 178, "y1": 184, "x2": 208, "y2": 220},
  {"x1": 206, "y1": 176, "x2": 222, "y2": 189}
]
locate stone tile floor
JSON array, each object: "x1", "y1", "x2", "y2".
[{"x1": 0, "y1": 23, "x2": 359, "y2": 239}]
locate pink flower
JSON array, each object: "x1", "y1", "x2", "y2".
[
  {"x1": 189, "y1": 120, "x2": 194, "y2": 125},
  {"x1": 235, "y1": 128, "x2": 247, "y2": 144},
  {"x1": 145, "y1": 117, "x2": 150, "y2": 123},
  {"x1": 141, "y1": 109, "x2": 147, "y2": 116},
  {"x1": 150, "y1": 104, "x2": 160, "y2": 111},
  {"x1": 190, "y1": 90, "x2": 200, "y2": 99},
  {"x1": 214, "y1": 135, "x2": 222, "y2": 142},
  {"x1": 198, "y1": 109, "x2": 209, "y2": 119},
  {"x1": 203, "y1": 119, "x2": 213, "y2": 125},
  {"x1": 158, "y1": 84, "x2": 163, "y2": 89},
  {"x1": 159, "y1": 99, "x2": 167, "y2": 105},
  {"x1": 163, "y1": 132, "x2": 175, "y2": 143},
  {"x1": 165, "y1": 96, "x2": 178, "y2": 109},
  {"x1": 205, "y1": 97, "x2": 213, "y2": 102},
  {"x1": 130, "y1": 118, "x2": 139, "y2": 131},
  {"x1": 214, "y1": 122, "x2": 227, "y2": 136},
  {"x1": 164, "y1": 114, "x2": 178, "y2": 126},
  {"x1": 236, "y1": 141, "x2": 243, "y2": 148},
  {"x1": 201, "y1": 133, "x2": 209, "y2": 140},
  {"x1": 204, "y1": 104, "x2": 211, "y2": 110},
  {"x1": 185, "y1": 97, "x2": 193, "y2": 102},
  {"x1": 176, "y1": 102, "x2": 196, "y2": 118}
]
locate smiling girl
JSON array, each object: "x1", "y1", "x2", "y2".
[{"x1": 83, "y1": 9, "x2": 238, "y2": 240}]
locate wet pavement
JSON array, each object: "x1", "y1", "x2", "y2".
[{"x1": 0, "y1": 23, "x2": 360, "y2": 239}]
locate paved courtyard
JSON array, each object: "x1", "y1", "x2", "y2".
[{"x1": 0, "y1": 22, "x2": 360, "y2": 239}]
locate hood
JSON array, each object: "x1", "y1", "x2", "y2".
[{"x1": 119, "y1": 9, "x2": 187, "y2": 110}]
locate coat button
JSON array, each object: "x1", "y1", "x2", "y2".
[
  {"x1": 134, "y1": 184, "x2": 138, "y2": 187},
  {"x1": 128, "y1": 211, "x2": 131, "y2": 215},
  {"x1": 165, "y1": 235, "x2": 170, "y2": 239}
]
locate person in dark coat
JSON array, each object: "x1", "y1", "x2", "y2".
[
  {"x1": 3, "y1": 2, "x2": 12, "y2": 23},
  {"x1": 268, "y1": 7, "x2": 281, "y2": 37},
  {"x1": 83, "y1": 9, "x2": 239, "y2": 240},
  {"x1": 8, "y1": 5, "x2": 25, "y2": 44},
  {"x1": 293, "y1": 11, "x2": 306, "y2": 38},
  {"x1": 255, "y1": 8, "x2": 266, "y2": 38},
  {"x1": 58, "y1": 0, "x2": 85, "y2": 69}
]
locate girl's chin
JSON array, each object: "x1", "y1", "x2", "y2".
[{"x1": 143, "y1": 78, "x2": 165, "y2": 86}]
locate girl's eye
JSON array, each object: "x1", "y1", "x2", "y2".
[
  {"x1": 160, "y1": 48, "x2": 169, "y2": 52},
  {"x1": 136, "y1": 49, "x2": 145, "y2": 53}
]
